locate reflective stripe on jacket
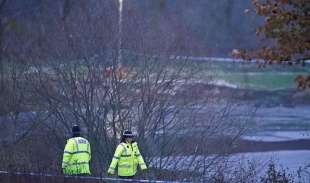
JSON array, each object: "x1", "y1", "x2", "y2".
[
  {"x1": 108, "y1": 142, "x2": 147, "y2": 177},
  {"x1": 62, "y1": 137, "x2": 91, "y2": 175}
]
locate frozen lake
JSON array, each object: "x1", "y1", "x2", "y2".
[
  {"x1": 242, "y1": 131, "x2": 310, "y2": 142},
  {"x1": 151, "y1": 150, "x2": 310, "y2": 181},
  {"x1": 232, "y1": 150, "x2": 310, "y2": 172}
]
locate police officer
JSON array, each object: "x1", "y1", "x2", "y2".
[
  {"x1": 107, "y1": 130, "x2": 147, "y2": 178},
  {"x1": 62, "y1": 125, "x2": 91, "y2": 175}
]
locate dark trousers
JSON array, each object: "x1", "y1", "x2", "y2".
[
  {"x1": 65, "y1": 173, "x2": 90, "y2": 176},
  {"x1": 119, "y1": 176, "x2": 134, "y2": 179}
]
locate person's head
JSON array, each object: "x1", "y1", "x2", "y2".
[
  {"x1": 72, "y1": 125, "x2": 81, "y2": 137},
  {"x1": 121, "y1": 130, "x2": 134, "y2": 143}
]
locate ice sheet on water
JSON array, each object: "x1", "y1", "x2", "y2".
[
  {"x1": 150, "y1": 150, "x2": 310, "y2": 178},
  {"x1": 242, "y1": 131, "x2": 310, "y2": 142}
]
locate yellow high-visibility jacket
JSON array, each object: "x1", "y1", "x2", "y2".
[
  {"x1": 62, "y1": 137, "x2": 91, "y2": 175},
  {"x1": 108, "y1": 142, "x2": 147, "y2": 177}
]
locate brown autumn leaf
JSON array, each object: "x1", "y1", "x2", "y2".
[{"x1": 232, "y1": 0, "x2": 310, "y2": 89}]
